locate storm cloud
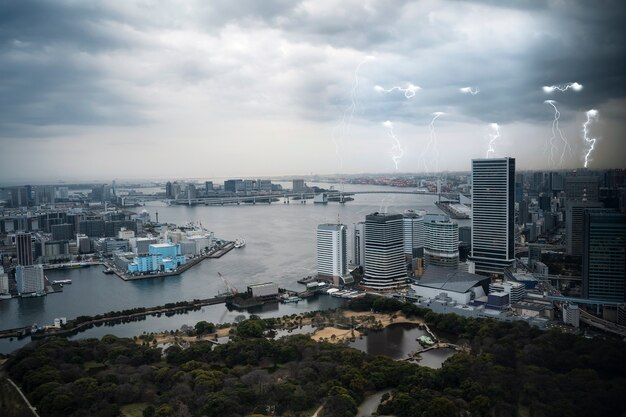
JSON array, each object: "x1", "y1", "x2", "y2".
[{"x1": 0, "y1": 0, "x2": 624, "y2": 180}]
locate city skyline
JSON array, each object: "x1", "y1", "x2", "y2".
[{"x1": 1, "y1": 0, "x2": 625, "y2": 182}]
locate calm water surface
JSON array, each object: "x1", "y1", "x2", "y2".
[
  {"x1": 348, "y1": 323, "x2": 456, "y2": 368},
  {"x1": 0, "y1": 184, "x2": 467, "y2": 353}
]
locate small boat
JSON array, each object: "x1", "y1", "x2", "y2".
[
  {"x1": 282, "y1": 296, "x2": 301, "y2": 304},
  {"x1": 103, "y1": 268, "x2": 114, "y2": 275},
  {"x1": 52, "y1": 279, "x2": 72, "y2": 285},
  {"x1": 234, "y1": 238, "x2": 246, "y2": 248}
]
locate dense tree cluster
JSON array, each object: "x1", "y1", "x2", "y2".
[{"x1": 4, "y1": 299, "x2": 626, "y2": 417}]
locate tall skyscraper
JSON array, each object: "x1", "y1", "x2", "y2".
[
  {"x1": 582, "y1": 210, "x2": 626, "y2": 302},
  {"x1": 317, "y1": 224, "x2": 347, "y2": 284},
  {"x1": 565, "y1": 201, "x2": 604, "y2": 256},
  {"x1": 16, "y1": 232, "x2": 33, "y2": 266},
  {"x1": 423, "y1": 214, "x2": 459, "y2": 269},
  {"x1": 361, "y1": 213, "x2": 408, "y2": 290},
  {"x1": 471, "y1": 157, "x2": 515, "y2": 276},
  {"x1": 353, "y1": 222, "x2": 365, "y2": 267},
  {"x1": 403, "y1": 210, "x2": 424, "y2": 259}
]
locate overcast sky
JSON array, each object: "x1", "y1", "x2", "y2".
[{"x1": 1, "y1": 0, "x2": 625, "y2": 182}]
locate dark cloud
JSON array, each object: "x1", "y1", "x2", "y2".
[{"x1": 0, "y1": 0, "x2": 624, "y2": 174}]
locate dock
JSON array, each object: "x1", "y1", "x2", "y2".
[{"x1": 106, "y1": 242, "x2": 235, "y2": 281}]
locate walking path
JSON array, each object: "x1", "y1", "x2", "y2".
[{"x1": 6, "y1": 377, "x2": 40, "y2": 417}]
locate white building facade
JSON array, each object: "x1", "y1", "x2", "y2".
[
  {"x1": 317, "y1": 224, "x2": 348, "y2": 283},
  {"x1": 15, "y1": 265, "x2": 45, "y2": 294}
]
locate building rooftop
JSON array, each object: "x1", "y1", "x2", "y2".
[
  {"x1": 150, "y1": 243, "x2": 176, "y2": 248},
  {"x1": 317, "y1": 224, "x2": 346, "y2": 231},
  {"x1": 417, "y1": 265, "x2": 488, "y2": 293},
  {"x1": 248, "y1": 282, "x2": 276, "y2": 288}
]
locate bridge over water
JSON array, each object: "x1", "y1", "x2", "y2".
[{"x1": 166, "y1": 190, "x2": 463, "y2": 206}]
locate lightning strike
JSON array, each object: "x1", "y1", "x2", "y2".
[
  {"x1": 544, "y1": 100, "x2": 572, "y2": 168},
  {"x1": 582, "y1": 109, "x2": 599, "y2": 168},
  {"x1": 374, "y1": 83, "x2": 421, "y2": 99},
  {"x1": 542, "y1": 82, "x2": 583, "y2": 93},
  {"x1": 383, "y1": 120, "x2": 405, "y2": 170},
  {"x1": 332, "y1": 55, "x2": 375, "y2": 170},
  {"x1": 485, "y1": 123, "x2": 500, "y2": 158},
  {"x1": 420, "y1": 112, "x2": 444, "y2": 173},
  {"x1": 459, "y1": 86, "x2": 480, "y2": 95}
]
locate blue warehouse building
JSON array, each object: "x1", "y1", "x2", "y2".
[{"x1": 128, "y1": 243, "x2": 186, "y2": 274}]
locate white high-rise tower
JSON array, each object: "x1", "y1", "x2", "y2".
[{"x1": 317, "y1": 224, "x2": 348, "y2": 284}]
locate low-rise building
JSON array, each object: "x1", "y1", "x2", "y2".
[
  {"x1": 562, "y1": 304, "x2": 580, "y2": 328},
  {"x1": 247, "y1": 282, "x2": 279, "y2": 300},
  {"x1": 489, "y1": 280, "x2": 526, "y2": 304},
  {"x1": 411, "y1": 266, "x2": 490, "y2": 305},
  {"x1": 0, "y1": 267, "x2": 9, "y2": 295},
  {"x1": 127, "y1": 253, "x2": 186, "y2": 274}
]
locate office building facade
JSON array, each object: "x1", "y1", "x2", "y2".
[
  {"x1": 423, "y1": 214, "x2": 459, "y2": 269},
  {"x1": 16, "y1": 232, "x2": 33, "y2": 266},
  {"x1": 565, "y1": 201, "x2": 603, "y2": 256},
  {"x1": 470, "y1": 157, "x2": 515, "y2": 276},
  {"x1": 316, "y1": 224, "x2": 348, "y2": 283},
  {"x1": 403, "y1": 210, "x2": 424, "y2": 258},
  {"x1": 582, "y1": 210, "x2": 626, "y2": 302},
  {"x1": 361, "y1": 213, "x2": 408, "y2": 290},
  {"x1": 353, "y1": 222, "x2": 365, "y2": 267}
]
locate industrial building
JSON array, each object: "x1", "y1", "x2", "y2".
[{"x1": 247, "y1": 282, "x2": 279, "y2": 300}]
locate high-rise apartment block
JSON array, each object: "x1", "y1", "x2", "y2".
[
  {"x1": 361, "y1": 213, "x2": 408, "y2": 290},
  {"x1": 470, "y1": 157, "x2": 515, "y2": 276},
  {"x1": 317, "y1": 224, "x2": 348, "y2": 284},
  {"x1": 15, "y1": 265, "x2": 45, "y2": 294}
]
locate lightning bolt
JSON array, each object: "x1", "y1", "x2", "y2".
[
  {"x1": 582, "y1": 109, "x2": 599, "y2": 168},
  {"x1": 485, "y1": 123, "x2": 500, "y2": 158},
  {"x1": 332, "y1": 56, "x2": 375, "y2": 171},
  {"x1": 541, "y1": 81, "x2": 582, "y2": 167},
  {"x1": 544, "y1": 100, "x2": 573, "y2": 168},
  {"x1": 420, "y1": 112, "x2": 444, "y2": 173},
  {"x1": 460, "y1": 86, "x2": 479, "y2": 95},
  {"x1": 542, "y1": 82, "x2": 583, "y2": 93},
  {"x1": 374, "y1": 83, "x2": 421, "y2": 99},
  {"x1": 383, "y1": 120, "x2": 405, "y2": 170}
]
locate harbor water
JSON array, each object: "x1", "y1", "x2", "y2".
[{"x1": 0, "y1": 183, "x2": 467, "y2": 354}]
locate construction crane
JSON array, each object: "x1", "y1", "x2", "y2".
[{"x1": 217, "y1": 272, "x2": 238, "y2": 296}]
